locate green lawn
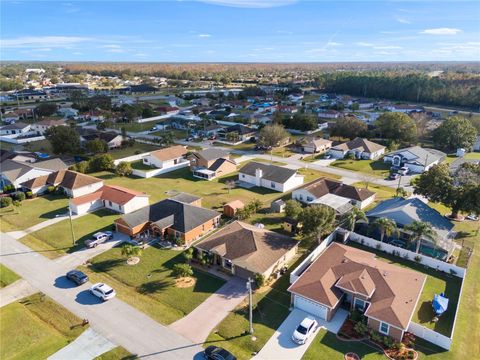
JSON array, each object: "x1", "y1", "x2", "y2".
[
  {"x1": 130, "y1": 160, "x2": 153, "y2": 171},
  {"x1": 331, "y1": 159, "x2": 391, "y2": 178},
  {"x1": 20, "y1": 209, "x2": 119, "y2": 259},
  {"x1": 108, "y1": 143, "x2": 161, "y2": 160},
  {"x1": 79, "y1": 245, "x2": 225, "y2": 325},
  {"x1": 110, "y1": 122, "x2": 157, "y2": 133},
  {"x1": 94, "y1": 347, "x2": 135, "y2": 360},
  {"x1": 0, "y1": 293, "x2": 87, "y2": 360},
  {"x1": 351, "y1": 182, "x2": 399, "y2": 211},
  {"x1": 0, "y1": 194, "x2": 69, "y2": 232},
  {"x1": 0, "y1": 264, "x2": 20, "y2": 288},
  {"x1": 150, "y1": 129, "x2": 188, "y2": 139}
]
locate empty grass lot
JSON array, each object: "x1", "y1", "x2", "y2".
[
  {"x1": 0, "y1": 264, "x2": 20, "y2": 288},
  {"x1": 20, "y1": 209, "x2": 119, "y2": 259},
  {"x1": 79, "y1": 245, "x2": 225, "y2": 325},
  {"x1": 0, "y1": 293, "x2": 87, "y2": 360},
  {"x1": 0, "y1": 194, "x2": 69, "y2": 232},
  {"x1": 331, "y1": 159, "x2": 391, "y2": 178},
  {"x1": 108, "y1": 142, "x2": 161, "y2": 159}
]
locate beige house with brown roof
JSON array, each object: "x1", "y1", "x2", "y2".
[
  {"x1": 297, "y1": 138, "x2": 332, "y2": 154},
  {"x1": 195, "y1": 221, "x2": 298, "y2": 280},
  {"x1": 329, "y1": 137, "x2": 386, "y2": 160},
  {"x1": 289, "y1": 242, "x2": 426, "y2": 341}
]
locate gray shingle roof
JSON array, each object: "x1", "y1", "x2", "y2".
[
  {"x1": 239, "y1": 161, "x2": 297, "y2": 183},
  {"x1": 386, "y1": 146, "x2": 446, "y2": 167},
  {"x1": 195, "y1": 148, "x2": 230, "y2": 161}
]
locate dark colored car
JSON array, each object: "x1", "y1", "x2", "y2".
[
  {"x1": 204, "y1": 346, "x2": 236, "y2": 360},
  {"x1": 66, "y1": 270, "x2": 89, "y2": 285}
]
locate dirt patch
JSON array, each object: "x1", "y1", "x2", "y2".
[
  {"x1": 126, "y1": 257, "x2": 140, "y2": 265},
  {"x1": 175, "y1": 276, "x2": 196, "y2": 288}
]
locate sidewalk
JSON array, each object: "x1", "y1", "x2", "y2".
[{"x1": 0, "y1": 279, "x2": 37, "y2": 307}]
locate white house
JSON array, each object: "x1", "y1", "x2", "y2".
[
  {"x1": 0, "y1": 122, "x2": 31, "y2": 136},
  {"x1": 31, "y1": 119, "x2": 67, "y2": 135},
  {"x1": 69, "y1": 185, "x2": 149, "y2": 215},
  {"x1": 238, "y1": 161, "x2": 304, "y2": 193},
  {"x1": 2, "y1": 158, "x2": 68, "y2": 189},
  {"x1": 142, "y1": 145, "x2": 188, "y2": 170},
  {"x1": 383, "y1": 146, "x2": 446, "y2": 174},
  {"x1": 329, "y1": 137, "x2": 386, "y2": 160}
]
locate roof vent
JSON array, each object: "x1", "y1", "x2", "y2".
[{"x1": 383, "y1": 271, "x2": 388, "y2": 277}]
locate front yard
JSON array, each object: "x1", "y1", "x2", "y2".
[
  {"x1": 0, "y1": 293, "x2": 87, "y2": 360},
  {"x1": 0, "y1": 264, "x2": 20, "y2": 288},
  {"x1": 79, "y1": 245, "x2": 225, "y2": 325},
  {"x1": 0, "y1": 193, "x2": 69, "y2": 232},
  {"x1": 331, "y1": 159, "x2": 391, "y2": 178},
  {"x1": 20, "y1": 209, "x2": 119, "y2": 259}
]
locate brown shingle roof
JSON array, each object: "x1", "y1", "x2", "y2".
[
  {"x1": 70, "y1": 185, "x2": 148, "y2": 206},
  {"x1": 224, "y1": 200, "x2": 244, "y2": 210},
  {"x1": 196, "y1": 221, "x2": 298, "y2": 274},
  {"x1": 21, "y1": 170, "x2": 102, "y2": 191},
  {"x1": 298, "y1": 178, "x2": 375, "y2": 202},
  {"x1": 332, "y1": 137, "x2": 385, "y2": 154},
  {"x1": 288, "y1": 243, "x2": 426, "y2": 329},
  {"x1": 150, "y1": 145, "x2": 187, "y2": 161}
]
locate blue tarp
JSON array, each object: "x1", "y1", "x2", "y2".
[{"x1": 432, "y1": 293, "x2": 449, "y2": 316}]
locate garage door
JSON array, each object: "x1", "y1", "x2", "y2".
[{"x1": 294, "y1": 295, "x2": 328, "y2": 320}]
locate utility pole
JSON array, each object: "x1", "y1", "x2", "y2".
[
  {"x1": 246, "y1": 277, "x2": 254, "y2": 335},
  {"x1": 69, "y1": 207, "x2": 76, "y2": 246}
]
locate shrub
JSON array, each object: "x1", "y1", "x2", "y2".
[
  {"x1": 414, "y1": 255, "x2": 422, "y2": 263},
  {"x1": 183, "y1": 248, "x2": 194, "y2": 263},
  {"x1": 369, "y1": 330, "x2": 383, "y2": 343},
  {"x1": 47, "y1": 186, "x2": 55, "y2": 193},
  {"x1": 0, "y1": 196, "x2": 12, "y2": 208},
  {"x1": 25, "y1": 191, "x2": 33, "y2": 199},
  {"x1": 383, "y1": 336, "x2": 395, "y2": 349},
  {"x1": 376, "y1": 243, "x2": 382, "y2": 250},
  {"x1": 115, "y1": 161, "x2": 133, "y2": 177},
  {"x1": 172, "y1": 263, "x2": 193, "y2": 278},
  {"x1": 74, "y1": 161, "x2": 89, "y2": 174},
  {"x1": 88, "y1": 154, "x2": 114, "y2": 172},
  {"x1": 12, "y1": 200, "x2": 22, "y2": 207},
  {"x1": 354, "y1": 321, "x2": 368, "y2": 336},
  {"x1": 350, "y1": 310, "x2": 363, "y2": 322},
  {"x1": 2, "y1": 184, "x2": 15, "y2": 193},
  {"x1": 346, "y1": 152, "x2": 356, "y2": 160},
  {"x1": 14, "y1": 192, "x2": 26, "y2": 201},
  {"x1": 255, "y1": 273, "x2": 265, "y2": 288}
]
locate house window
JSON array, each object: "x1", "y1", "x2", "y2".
[
  {"x1": 242, "y1": 174, "x2": 245, "y2": 178},
  {"x1": 223, "y1": 259, "x2": 232, "y2": 270},
  {"x1": 306, "y1": 196, "x2": 313, "y2": 202},
  {"x1": 354, "y1": 298, "x2": 366, "y2": 312},
  {"x1": 379, "y1": 322, "x2": 389, "y2": 335},
  {"x1": 271, "y1": 182, "x2": 276, "y2": 188}
]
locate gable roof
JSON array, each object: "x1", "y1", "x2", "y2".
[
  {"x1": 1, "y1": 158, "x2": 68, "y2": 184},
  {"x1": 386, "y1": 146, "x2": 446, "y2": 167},
  {"x1": 331, "y1": 137, "x2": 385, "y2": 154},
  {"x1": 208, "y1": 157, "x2": 237, "y2": 172},
  {"x1": 117, "y1": 197, "x2": 220, "y2": 233},
  {"x1": 70, "y1": 185, "x2": 148, "y2": 206},
  {"x1": 288, "y1": 242, "x2": 426, "y2": 329},
  {"x1": 150, "y1": 145, "x2": 187, "y2": 161},
  {"x1": 21, "y1": 170, "x2": 102, "y2": 191},
  {"x1": 196, "y1": 221, "x2": 298, "y2": 274},
  {"x1": 223, "y1": 124, "x2": 256, "y2": 135},
  {"x1": 194, "y1": 148, "x2": 230, "y2": 162},
  {"x1": 169, "y1": 192, "x2": 201, "y2": 204},
  {"x1": 239, "y1": 161, "x2": 298, "y2": 184},
  {"x1": 224, "y1": 200, "x2": 244, "y2": 210},
  {"x1": 1, "y1": 122, "x2": 30, "y2": 130},
  {"x1": 297, "y1": 178, "x2": 375, "y2": 202}
]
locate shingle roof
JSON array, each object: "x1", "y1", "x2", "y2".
[
  {"x1": 169, "y1": 192, "x2": 201, "y2": 204},
  {"x1": 1, "y1": 122, "x2": 30, "y2": 130},
  {"x1": 1, "y1": 158, "x2": 67, "y2": 184},
  {"x1": 21, "y1": 170, "x2": 102, "y2": 191},
  {"x1": 195, "y1": 148, "x2": 230, "y2": 161},
  {"x1": 224, "y1": 200, "x2": 245, "y2": 210},
  {"x1": 150, "y1": 145, "x2": 187, "y2": 161},
  {"x1": 288, "y1": 243, "x2": 426, "y2": 329},
  {"x1": 70, "y1": 185, "x2": 147, "y2": 206},
  {"x1": 209, "y1": 158, "x2": 236, "y2": 172},
  {"x1": 118, "y1": 197, "x2": 220, "y2": 233},
  {"x1": 386, "y1": 146, "x2": 446, "y2": 167},
  {"x1": 331, "y1": 137, "x2": 385, "y2": 154},
  {"x1": 298, "y1": 178, "x2": 375, "y2": 202},
  {"x1": 239, "y1": 161, "x2": 298, "y2": 184},
  {"x1": 196, "y1": 221, "x2": 298, "y2": 274}
]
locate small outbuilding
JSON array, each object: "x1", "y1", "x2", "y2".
[
  {"x1": 223, "y1": 200, "x2": 245, "y2": 217},
  {"x1": 271, "y1": 199, "x2": 286, "y2": 213}
]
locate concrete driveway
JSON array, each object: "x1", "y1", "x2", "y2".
[
  {"x1": 169, "y1": 277, "x2": 247, "y2": 343},
  {"x1": 253, "y1": 308, "x2": 349, "y2": 360}
]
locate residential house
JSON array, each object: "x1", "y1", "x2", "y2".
[
  {"x1": 13, "y1": 89, "x2": 48, "y2": 101},
  {"x1": 319, "y1": 110, "x2": 340, "y2": 119},
  {"x1": 142, "y1": 145, "x2": 188, "y2": 170},
  {"x1": 191, "y1": 98, "x2": 211, "y2": 106},
  {"x1": 223, "y1": 200, "x2": 244, "y2": 217},
  {"x1": 329, "y1": 138, "x2": 386, "y2": 160},
  {"x1": 385, "y1": 104, "x2": 423, "y2": 114},
  {"x1": 297, "y1": 138, "x2": 332, "y2": 154},
  {"x1": 57, "y1": 108, "x2": 79, "y2": 118},
  {"x1": 289, "y1": 242, "x2": 426, "y2": 342},
  {"x1": 80, "y1": 131, "x2": 125, "y2": 149},
  {"x1": 293, "y1": 178, "x2": 376, "y2": 213},
  {"x1": 383, "y1": 146, "x2": 446, "y2": 174},
  {"x1": 365, "y1": 197, "x2": 455, "y2": 259},
  {"x1": 218, "y1": 124, "x2": 256, "y2": 143},
  {"x1": 0, "y1": 122, "x2": 31, "y2": 136},
  {"x1": 195, "y1": 221, "x2": 298, "y2": 280},
  {"x1": 1, "y1": 158, "x2": 68, "y2": 189},
  {"x1": 189, "y1": 148, "x2": 237, "y2": 180},
  {"x1": 69, "y1": 185, "x2": 149, "y2": 215},
  {"x1": 114, "y1": 194, "x2": 221, "y2": 244},
  {"x1": 31, "y1": 119, "x2": 67, "y2": 135},
  {"x1": 238, "y1": 162, "x2": 304, "y2": 193},
  {"x1": 156, "y1": 106, "x2": 179, "y2": 115},
  {"x1": 200, "y1": 124, "x2": 225, "y2": 138}
]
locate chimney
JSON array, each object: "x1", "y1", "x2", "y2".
[{"x1": 255, "y1": 168, "x2": 263, "y2": 178}]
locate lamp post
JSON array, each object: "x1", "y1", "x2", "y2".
[
  {"x1": 246, "y1": 277, "x2": 254, "y2": 335},
  {"x1": 69, "y1": 207, "x2": 76, "y2": 246}
]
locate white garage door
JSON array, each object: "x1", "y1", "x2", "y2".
[{"x1": 294, "y1": 295, "x2": 328, "y2": 320}]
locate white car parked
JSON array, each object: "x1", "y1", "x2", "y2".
[
  {"x1": 292, "y1": 317, "x2": 318, "y2": 345},
  {"x1": 90, "y1": 283, "x2": 116, "y2": 301}
]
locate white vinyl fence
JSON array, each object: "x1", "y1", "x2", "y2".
[
  {"x1": 113, "y1": 152, "x2": 150, "y2": 166},
  {"x1": 407, "y1": 322, "x2": 452, "y2": 350},
  {"x1": 132, "y1": 161, "x2": 189, "y2": 178},
  {"x1": 0, "y1": 135, "x2": 45, "y2": 144}
]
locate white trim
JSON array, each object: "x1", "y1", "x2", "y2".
[{"x1": 379, "y1": 321, "x2": 390, "y2": 335}]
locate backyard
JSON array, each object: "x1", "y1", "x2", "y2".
[
  {"x1": 0, "y1": 193, "x2": 69, "y2": 232},
  {"x1": 0, "y1": 264, "x2": 20, "y2": 288},
  {"x1": 0, "y1": 293, "x2": 87, "y2": 360},
  {"x1": 19, "y1": 209, "x2": 119, "y2": 259},
  {"x1": 331, "y1": 159, "x2": 391, "y2": 178},
  {"x1": 108, "y1": 142, "x2": 161, "y2": 160},
  {"x1": 78, "y1": 245, "x2": 225, "y2": 325}
]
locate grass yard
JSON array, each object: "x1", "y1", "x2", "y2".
[
  {"x1": 0, "y1": 264, "x2": 20, "y2": 288},
  {"x1": 110, "y1": 122, "x2": 156, "y2": 133},
  {"x1": 351, "y1": 182, "x2": 398, "y2": 211},
  {"x1": 331, "y1": 159, "x2": 391, "y2": 178},
  {"x1": 94, "y1": 347, "x2": 135, "y2": 360},
  {"x1": 0, "y1": 293, "x2": 87, "y2": 360},
  {"x1": 214, "y1": 141, "x2": 256, "y2": 152},
  {"x1": 20, "y1": 209, "x2": 119, "y2": 259},
  {"x1": 79, "y1": 245, "x2": 225, "y2": 325},
  {"x1": 108, "y1": 142, "x2": 161, "y2": 160},
  {"x1": 150, "y1": 129, "x2": 188, "y2": 139},
  {"x1": 130, "y1": 160, "x2": 153, "y2": 171},
  {"x1": 270, "y1": 146, "x2": 297, "y2": 158},
  {"x1": 0, "y1": 194, "x2": 69, "y2": 232}
]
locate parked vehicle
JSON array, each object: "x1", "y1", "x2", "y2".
[
  {"x1": 388, "y1": 173, "x2": 400, "y2": 181},
  {"x1": 204, "y1": 346, "x2": 236, "y2": 360},
  {"x1": 150, "y1": 126, "x2": 158, "y2": 132},
  {"x1": 89, "y1": 283, "x2": 116, "y2": 301},
  {"x1": 324, "y1": 154, "x2": 332, "y2": 159},
  {"x1": 466, "y1": 214, "x2": 479, "y2": 221},
  {"x1": 185, "y1": 137, "x2": 194, "y2": 141},
  {"x1": 66, "y1": 270, "x2": 89, "y2": 285},
  {"x1": 292, "y1": 317, "x2": 318, "y2": 345},
  {"x1": 397, "y1": 166, "x2": 409, "y2": 175},
  {"x1": 85, "y1": 232, "x2": 110, "y2": 248}
]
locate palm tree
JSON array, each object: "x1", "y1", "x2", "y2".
[
  {"x1": 121, "y1": 244, "x2": 143, "y2": 264},
  {"x1": 370, "y1": 218, "x2": 397, "y2": 243},
  {"x1": 342, "y1": 207, "x2": 368, "y2": 232},
  {"x1": 404, "y1": 221, "x2": 437, "y2": 254}
]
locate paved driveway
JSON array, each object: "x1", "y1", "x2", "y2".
[
  {"x1": 253, "y1": 308, "x2": 349, "y2": 360},
  {"x1": 169, "y1": 277, "x2": 247, "y2": 343}
]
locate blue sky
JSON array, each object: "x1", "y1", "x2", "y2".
[{"x1": 1, "y1": 0, "x2": 479, "y2": 62}]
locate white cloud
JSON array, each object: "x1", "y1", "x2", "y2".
[
  {"x1": 420, "y1": 28, "x2": 462, "y2": 35},
  {"x1": 198, "y1": 34, "x2": 211, "y2": 38},
  {"x1": 373, "y1": 45, "x2": 402, "y2": 50},
  {"x1": 395, "y1": 17, "x2": 411, "y2": 24},
  {"x1": 197, "y1": 0, "x2": 296, "y2": 8},
  {"x1": 106, "y1": 48, "x2": 125, "y2": 53},
  {"x1": 355, "y1": 42, "x2": 374, "y2": 47},
  {"x1": 101, "y1": 44, "x2": 122, "y2": 49},
  {"x1": 1, "y1": 36, "x2": 91, "y2": 48},
  {"x1": 72, "y1": 52, "x2": 83, "y2": 55},
  {"x1": 326, "y1": 41, "x2": 342, "y2": 47}
]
